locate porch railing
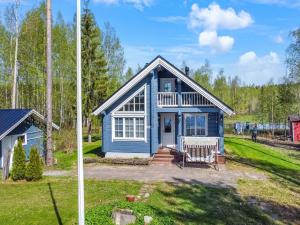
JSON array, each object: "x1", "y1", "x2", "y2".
[
  {"x1": 157, "y1": 92, "x2": 178, "y2": 106},
  {"x1": 157, "y1": 92, "x2": 213, "y2": 107},
  {"x1": 180, "y1": 136, "x2": 220, "y2": 167},
  {"x1": 182, "y1": 92, "x2": 213, "y2": 106}
]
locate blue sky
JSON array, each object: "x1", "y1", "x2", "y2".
[{"x1": 1, "y1": 0, "x2": 300, "y2": 85}]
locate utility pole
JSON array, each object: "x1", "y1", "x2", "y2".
[
  {"x1": 46, "y1": 0, "x2": 53, "y2": 166},
  {"x1": 77, "y1": 0, "x2": 85, "y2": 224}
]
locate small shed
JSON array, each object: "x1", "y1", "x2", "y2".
[
  {"x1": 288, "y1": 115, "x2": 300, "y2": 143},
  {"x1": 0, "y1": 109, "x2": 59, "y2": 169}
]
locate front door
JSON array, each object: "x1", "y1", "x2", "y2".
[{"x1": 161, "y1": 113, "x2": 175, "y2": 148}]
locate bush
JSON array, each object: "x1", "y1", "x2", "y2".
[
  {"x1": 85, "y1": 201, "x2": 174, "y2": 225},
  {"x1": 11, "y1": 140, "x2": 26, "y2": 181},
  {"x1": 53, "y1": 129, "x2": 76, "y2": 153},
  {"x1": 25, "y1": 147, "x2": 43, "y2": 181}
]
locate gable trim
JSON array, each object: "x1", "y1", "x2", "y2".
[
  {"x1": 93, "y1": 56, "x2": 235, "y2": 116},
  {"x1": 0, "y1": 110, "x2": 59, "y2": 141}
]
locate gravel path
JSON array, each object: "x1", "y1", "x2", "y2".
[
  {"x1": 44, "y1": 164, "x2": 266, "y2": 188},
  {"x1": 83, "y1": 164, "x2": 266, "y2": 187}
]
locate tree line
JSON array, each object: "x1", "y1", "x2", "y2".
[{"x1": 0, "y1": 2, "x2": 125, "y2": 130}]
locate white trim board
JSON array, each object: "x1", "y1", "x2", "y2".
[
  {"x1": 93, "y1": 56, "x2": 235, "y2": 116},
  {"x1": 105, "y1": 152, "x2": 150, "y2": 158}
]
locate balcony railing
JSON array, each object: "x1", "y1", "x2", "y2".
[
  {"x1": 157, "y1": 92, "x2": 213, "y2": 107},
  {"x1": 157, "y1": 92, "x2": 178, "y2": 106}
]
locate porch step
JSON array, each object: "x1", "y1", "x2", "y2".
[{"x1": 152, "y1": 148, "x2": 180, "y2": 165}]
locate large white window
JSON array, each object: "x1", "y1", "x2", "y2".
[
  {"x1": 113, "y1": 117, "x2": 145, "y2": 140},
  {"x1": 112, "y1": 85, "x2": 147, "y2": 141},
  {"x1": 184, "y1": 114, "x2": 208, "y2": 136}
]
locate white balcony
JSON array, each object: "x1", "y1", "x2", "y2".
[
  {"x1": 157, "y1": 92, "x2": 178, "y2": 106},
  {"x1": 157, "y1": 92, "x2": 213, "y2": 107}
]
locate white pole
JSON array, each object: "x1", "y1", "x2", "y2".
[{"x1": 76, "y1": 0, "x2": 85, "y2": 224}]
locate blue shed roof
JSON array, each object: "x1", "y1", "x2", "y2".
[{"x1": 0, "y1": 109, "x2": 59, "y2": 140}]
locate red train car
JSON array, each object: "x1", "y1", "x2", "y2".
[{"x1": 288, "y1": 115, "x2": 300, "y2": 143}]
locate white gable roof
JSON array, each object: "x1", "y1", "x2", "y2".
[{"x1": 93, "y1": 56, "x2": 235, "y2": 116}]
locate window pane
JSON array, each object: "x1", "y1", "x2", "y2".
[
  {"x1": 115, "y1": 118, "x2": 123, "y2": 138},
  {"x1": 135, "y1": 118, "x2": 145, "y2": 138},
  {"x1": 125, "y1": 118, "x2": 134, "y2": 138},
  {"x1": 118, "y1": 90, "x2": 145, "y2": 112},
  {"x1": 164, "y1": 82, "x2": 172, "y2": 92},
  {"x1": 185, "y1": 115, "x2": 195, "y2": 136},
  {"x1": 164, "y1": 117, "x2": 172, "y2": 133}
]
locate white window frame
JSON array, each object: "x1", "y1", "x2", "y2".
[
  {"x1": 112, "y1": 85, "x2": 146, "y2": 114},
  {"x1": 17, "y1": 133, "x2": 27, "y2": 146},
  {"x1": 184, "y1": 113, "x2": 208, "y2": 137},
  {"x1": 112, "y1": 85, "x2": 147, "y2": 142}
]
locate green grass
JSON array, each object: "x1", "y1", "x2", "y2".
[
  {"x1": 225, "y1": 136, "x2": 300, "y2": 184},
  {"x1": 225, "y1": 136, "x2": 300, "y2": 224},
  {"x1": 0, "y1": 177, "x2": 275, "y2": 225},
  {"x1": 0, "y1": 177, "x2": 141, "y2": 225},
  {"x1": 54, "y1": 141, "x2": 101, "y2": 170}
]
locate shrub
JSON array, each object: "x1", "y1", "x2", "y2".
[
  {"x1": 11, "y1": 140, "x2": 26, "y2": 181},
  {"x1": 25, "y1": 147, "x2": 43, "y2": 181}
]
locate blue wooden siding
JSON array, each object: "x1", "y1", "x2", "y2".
[
  {"x1": 101, "y1": 68, "x2": 225, "y2": 155},
  {"x1": 7, "y1": 119, "x2": 45, "y2": 159},
  {"x1": 102, "y1": 76, "x2": 152, "y2": 154}
]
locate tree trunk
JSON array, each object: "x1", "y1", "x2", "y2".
[
  {"x1": 11, "y1": 0, "x2": 20, "y2": 109},
  {"x1": 46, "y1": 0, "x2": 53, "y2": 166},
  {"x1": 87, "y1": 117, "x2": 92, "y2": 143}
]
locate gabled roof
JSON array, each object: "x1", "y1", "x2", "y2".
[
  {"x1": 93, "y1": 55, "x2": 235, "y2": 116},
  {"x1": 0, "y1": 109, "x2": 59, "y2": 141}
]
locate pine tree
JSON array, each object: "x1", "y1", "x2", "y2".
[
  {"x1": 124, "y1": 67, "x2": 133, "y2": 82},
  {"x1": 25, "y1": 147, "x2": 43, "y2": 181},
  {"x1": 82, "y1": 1, "x2": 108, "y2": 142},
  {"x1": 11, "y1": 139, "x2": 26, "y2": 181}
]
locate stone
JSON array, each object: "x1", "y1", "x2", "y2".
[
  {"x1": 144, "y1": 193, "x2": 150, "y2": 198},
  {"x1": 112, "y1": 209, "x2": 136, "y2": 225},
  {"x1": 144, "y1": 216, "x2": 153, "y2": 224}
]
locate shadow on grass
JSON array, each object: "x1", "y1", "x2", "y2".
[
  {"x1": 84, "y1": 146, "x2": 105, "y2": 157},
  {"x1": 149, "y1": 178, "x2": 275, "y2": 225},
  {"x1": 48, "y1": 183, "x2": 63, "y2": 225},
  {"x1": 225, "y1": 139, "x2": 300, "y2": 185}
]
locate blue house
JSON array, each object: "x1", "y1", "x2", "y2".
[
  {"x1": 0, "y1": 109, "x2": 59, "y2": 169},
  {"x1": 93, "y1": 56, "x2": 234, "y2": 162}
]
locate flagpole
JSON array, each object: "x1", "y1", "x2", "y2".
[{"x1": 76, "y1": 0, "x2": 85, "y2": 224}]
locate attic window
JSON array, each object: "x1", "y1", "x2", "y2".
[{"x1": 117, "y1": 90, "x2": 145, "y2": 113}]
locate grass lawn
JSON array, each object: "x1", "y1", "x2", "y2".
[
  {"x1": 1, "y1": 137, "x2": 299, "y2": 224},
  {"x1": 0, "y1": 178, "x2": 142, "y2": 225},
  {"x1": 225, "y1": 136, "x2": 300, "y2": 224},
  {"x1": 54, "y1": 141, "x2": 101, "y2": 170},
  {"x1": 0, "y1": 177, "x2": 275, "y2": 225}
]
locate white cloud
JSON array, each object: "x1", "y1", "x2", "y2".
[
  {"x1": 93, "y1": 0, "x2": 152, "y2": 10},
  {"x1": 274, "y1": 35, "x2": 284, "y2": 44},
  {"x1": 189, "y1": 2, "x2": 253, "y2": 30},
  {"x1": 188, "y1": 3, "x2": 253, "y2": 53},
  {"x1": 236, "y1": 51, "x2": 284, "y2": 84},
  {"x1": 199, "y1": 30, "x2": 234, "y2": 52}
]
